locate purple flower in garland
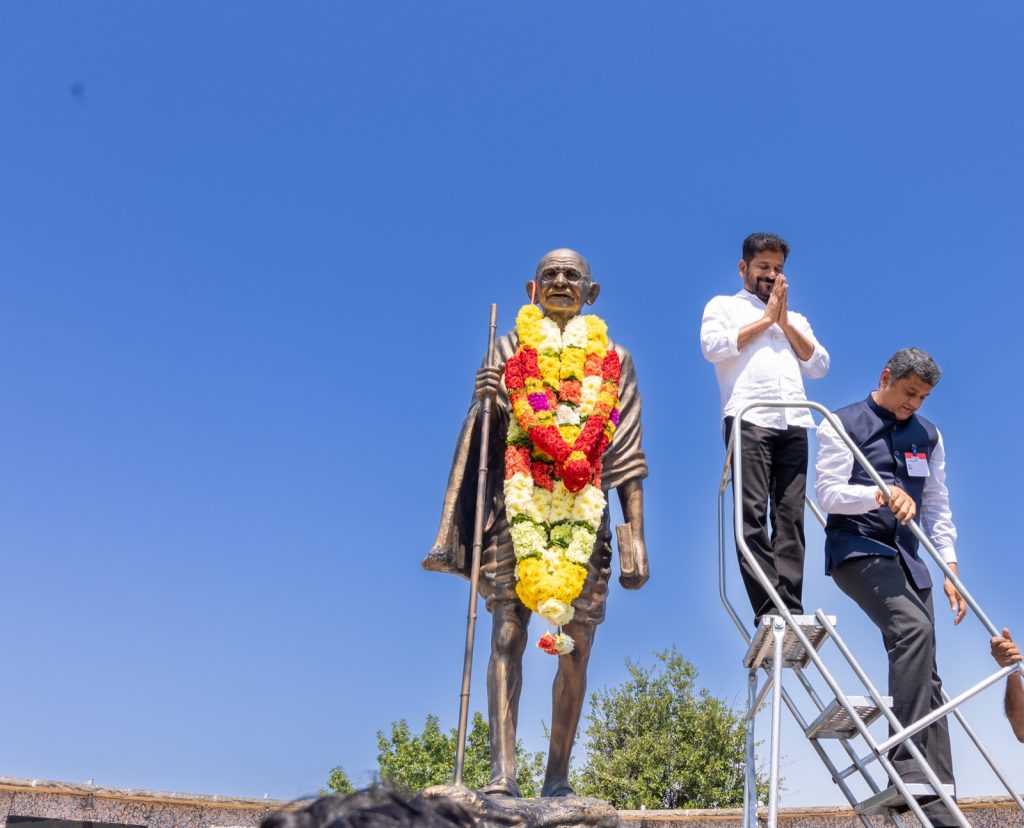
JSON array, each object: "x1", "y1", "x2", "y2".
[
  {"x1": 610, "y1": 408, "x2": 620, "y2": 426},
  {"x1": 528, "y1": 392, "x2": 550, "y2": 411}
]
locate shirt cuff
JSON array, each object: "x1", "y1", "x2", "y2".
[
  {"x1": 726, "y1": 326, "x2": 740, "y2": 356},
  {"x1": 937, "y1": 546, "x2": 957, "y2": 565},
  {"x1": 856, "y1": 485, "x2": 880, "y2": 511},
  {"x1": 799, "y1": 343, "x2": 821, "y2": 365}
]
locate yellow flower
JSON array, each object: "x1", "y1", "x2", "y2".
[
  {"x1": 517, "y1": 304, "x2": 544, "y2": 349},
  {"x1": 538, "y1": 353, "x2": 560, "y2": 387},
  {"x1": 525, "y1": 376, "x2": 545, "y2": 394},
  {"x1": 584, "y1": 315, "x2": 608, "y2": 350},
  {"x1": 515, "y1": 556, "x2": 587, "y2": 616},
  {"x1": 558, "y1": 424, "x2": 581, "y2": 444},
  {"x1": 560, "y1": 347, "x2": 585, "y2": 381}
]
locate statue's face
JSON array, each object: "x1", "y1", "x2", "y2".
[{"x1": 530, "y1": 249, "x2": 598, "y2": 320}]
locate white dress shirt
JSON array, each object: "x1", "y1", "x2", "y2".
[
  {"x1": 814, "y1": 416, "x2": 958, "y2": 563},
  {"x1": 700, "y1": 289, "x2": 830, "y2": 429}
]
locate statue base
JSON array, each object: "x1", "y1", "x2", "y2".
[{"x1": 420, "y1": 785, "x2": 620, "y2": 828}]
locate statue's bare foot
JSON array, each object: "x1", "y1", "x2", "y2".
[
  {"x1": 480, "y1": 776, "x2": 521, "y2": 798},
  {"x1": 541, "y1": 778, "x2": 576, "y2": 798}
]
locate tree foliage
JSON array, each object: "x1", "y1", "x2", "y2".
[
  {"x1": 322, "y1": 766, "x2": 355, "y2": 796},
  {"x1": 572, "y1": 647, "x2": 767, "y2": 810},
  {"x1": 327, "y1": 712, "x2": 544, "y2": 798}
]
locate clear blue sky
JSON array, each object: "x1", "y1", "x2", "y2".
[{"x1": 2, "y1": 1, "x2": 1022, "y2": 808}]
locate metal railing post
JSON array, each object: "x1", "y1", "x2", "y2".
[{"x1": 717, "y1": 398, "x2": 1020, "y2": 823}]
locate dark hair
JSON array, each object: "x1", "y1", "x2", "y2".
[
  {"x1": 742, "y1": 233, "x2": 789, "y2": 263},
  {"x1": 261, "y1": 787, "x2": 476, "y2": 828},
  {"x1": 884, "y1": 347, "x2": 942, "y2": 386}
]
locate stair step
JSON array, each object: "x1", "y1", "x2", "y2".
[
  {"x1": 743, "y1": 614, "x2": 837, "y2": 669},
  {"x1": 855, "y1": 783, "x2": 956, "y2": 815},
  {"x1": 805, "y1": 696, "x2": 892, "y2": 739}
]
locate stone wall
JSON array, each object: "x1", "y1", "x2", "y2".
[{"x1": 2, "y1": 776, "x2": 1020, "y2": 828}]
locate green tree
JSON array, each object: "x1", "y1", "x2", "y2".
[
  {"x1": 573, "y1": 647, "x2": 767, "y2": 810},
  {"x1": 325, "y1": 712, "x2": 544, "y2": 797},
  {"x1": 322, "y1": 766, "x2": 355, "y2": 796}
]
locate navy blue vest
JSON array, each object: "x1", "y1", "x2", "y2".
[{"x1": 824, "y1": 395, "x2": 940, "y2": 590}]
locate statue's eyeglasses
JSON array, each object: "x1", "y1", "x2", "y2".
[{"x1": 538, "y1": 267, "x2": 585, "y2": 285}]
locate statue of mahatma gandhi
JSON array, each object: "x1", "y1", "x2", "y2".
[{"x1": 424, "y1": 248, "x2": 650, "y2": 798}]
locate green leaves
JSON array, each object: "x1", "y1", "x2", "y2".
[
  {"x1": 572, "y1": 647, "x2": 767, "y2": 810},
  {"x1": 324, "y1": 647, "x2": 763, "y2": 808},
  {"x1": 326, "y1": 712, "x2": 543, "y2": 797},
  {"x1": 322, "y1": 766, "x2": 355, "y2": 796}
]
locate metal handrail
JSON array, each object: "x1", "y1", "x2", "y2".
[
  {"x1": 718, "y1": 398, "x2": 1024, "y2": 826},
  {"x1": 801, "y1": 477, "x2": 1024, "y2": 812}
]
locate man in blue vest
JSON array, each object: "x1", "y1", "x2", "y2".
[{"x1": 815, "y1": 347, "x2": 967, "y2": 826}]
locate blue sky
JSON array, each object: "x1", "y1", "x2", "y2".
[{"x1": 2, "y1": 1, "x2": 1022, "y2": 808}]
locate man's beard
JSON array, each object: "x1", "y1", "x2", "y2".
[{"x1": 749, "y1": 277, "x2": 774, "y2": 303}]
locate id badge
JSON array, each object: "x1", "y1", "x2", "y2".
[{"x1": 905, "y1": 449, "x2": 930, "y2": 477}]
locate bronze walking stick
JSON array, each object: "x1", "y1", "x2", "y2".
[{"x1": 454, "y1": 303, "x2": 498, "y2": 786}]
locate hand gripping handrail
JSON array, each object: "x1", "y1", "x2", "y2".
[{"x1": 719, "y1": 399, "x2": 1024, "y2": 827}]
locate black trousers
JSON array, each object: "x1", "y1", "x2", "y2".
[
  {"x1": 832, "y1": 555, "x2": 956, "y2": 826},
  {"x1": 724, "y1": 417, "x2": 807, "y2": 621}
]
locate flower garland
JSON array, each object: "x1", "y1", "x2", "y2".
[{"x1": 503, "y1": 304, "x2": 621, "y2": 655}]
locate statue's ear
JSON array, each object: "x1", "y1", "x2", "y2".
[
  {"x1": 525, "y1": 281, "x2": 537, "y2": 304},
  {"x1": 585, "y1": 282, "x2": 601, "y2": 306}
]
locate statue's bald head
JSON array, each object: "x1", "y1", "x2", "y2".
[
  {"x1": 527, "y1": 247, "x2": 600, "y2": 327},
  {"x1": 535, "y1": 248, "x2": 592, "y2": 282}
]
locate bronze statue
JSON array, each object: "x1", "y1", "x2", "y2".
[{"x1": 424, "y1": 249, "x2": 649, "y2": 798}]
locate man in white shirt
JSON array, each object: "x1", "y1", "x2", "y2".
[
  {"x1": 700, "y1": 233, "x2": 830, "y2": 622},
  {"x1": 815, "y1": 348, "x2": 967, "y2": 827}
]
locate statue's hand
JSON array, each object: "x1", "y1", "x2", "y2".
[
  {"x1": 619, "y1": 535, "x2": 649, "y2": 590},
  {"x1": 475, "y1": 366, "x2": 503, "y2": 401}
]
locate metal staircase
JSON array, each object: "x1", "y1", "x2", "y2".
[{"x1": 718, "y1": 399, "x2": 1024, "y2": 828}]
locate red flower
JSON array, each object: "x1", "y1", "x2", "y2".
[
  {"x1": 505, "y1": 353, "x2": 525, "y2": 390},
  {"x1": 522, "y1": 348, "x2": 540, "y2": 378},
  {"x1": 505, "y1": 445, "x2": 532, "y2": 478},
  {"x1": 603, "y1": 351, "x2": 620, "y2": 381},
  {"x1": 562, "y1": 455, "x2": 593, "y2": 492},
  {"x1": 531, "y1": 425, "x2": 571, "y2": 463},
  {"x1": 559, "y1": 380, "x2": 582, "y2": 404},
  {"x1": 575, "y1": 417, "x2": 604, "y2": 456},
  {"x1": 545, "y1": 387, "x2": 558, "y2": 410},
  {"x1": 584, "y1": 352, "x2": 604, "y2": 376},
  {"x1": 531, "y1": 461, "x2": 555, "y2": 491},
  {"x1": 537, "y1": 633, "x2": 559, "y2": 655}
]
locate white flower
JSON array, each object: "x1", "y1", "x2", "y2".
[
  {"x1": 555, "y1": 633, "x2": 575, "y2": 655},
  {"x1": 529, "y1": 487, "x2": 552, "y2": 524},
  {"x1": 572, "y1": 484, "x2": 606, "y2": 527},
  {"x1": 507, "y1": 416, "x2": 526, "y2": 445},
  {"x1": 538, "y1": 317, "x2": 563, "y2": 353},
  {"x1": 510, "y1": 521, "x2": 546, "y2": 560},
  {"x1": 556, "y1": 404, "x2": 580, "y2": 426},
  {"x1": 562, "y1": 316, "x2": 587, "y2": 349},
  {"x1": 538, "y1": 598, "x2": 574, "y2": 626},
  {"x1": 549, "y1": 482, "x2": 573, "y2": 523},
  {"x1": 503, "y1": 473, "x2": 535, "y2": 520},
  {"x1": 541, "y1": 547, "x2": 561, "y2": 570},
  {"x1": 580, "y1": 375, "x2": 602, "y2": 412},
  {"x1": 565, "y1": 526, "x2": 597, "y2": 565}
]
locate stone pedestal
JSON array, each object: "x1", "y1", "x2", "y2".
[{"x1": 420, "y1": 785, "x2": 621, "y2": 828}]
